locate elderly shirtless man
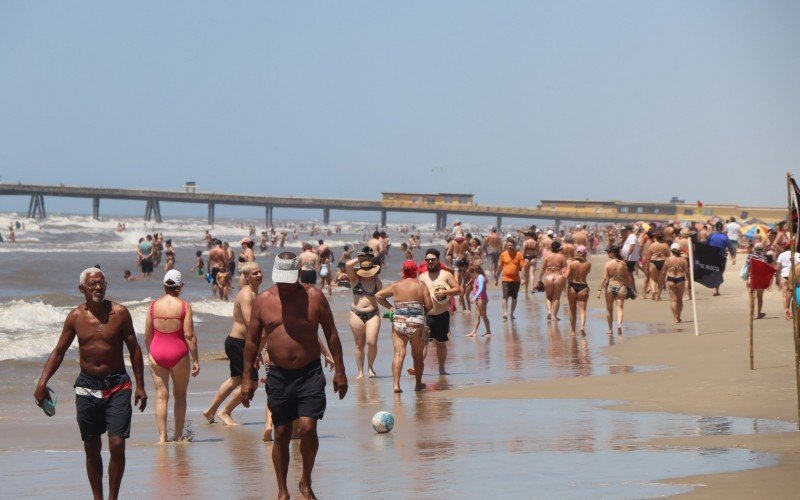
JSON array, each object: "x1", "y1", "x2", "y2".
[
  {"x1": 241, "y1": 252, "x2": 347, "y2": 500},
  {"x1": 376, "y1": 260, "x2": 433, "y2": 393},
  {"x1": 298, "y1": 242, "x2": 319, "y2": 285},
  {"x1": 35, "y1": 268, "x2": 147, "y2": 500},
  {"x1": 208, "y1": 239, "x2": 227, "y2": 298},
  {"x1": 484, "y1": 227, "x2": 502, "y2": 284}
]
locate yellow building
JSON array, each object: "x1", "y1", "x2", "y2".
[{"x1": 382, "y1": 192, "x2": 474, "y2": 205}]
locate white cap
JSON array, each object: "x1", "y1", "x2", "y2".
[
  {"x1": 670, "y1": 243, "x2": 681, "y2": 252},
  {"x1": 272, "y1": 254, "x2": 300, "y2": 283},
  {"x1": 163, "y1": 270, "x2": 183, "y2": 287}
]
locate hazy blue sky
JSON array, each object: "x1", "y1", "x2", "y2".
[{"x1": 1, "y1": 1, "x2": 798, "y2": 220}]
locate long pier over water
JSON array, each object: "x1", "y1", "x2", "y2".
[{"x1": 0, "y1": 183, "x2": 642, "y2": 229}]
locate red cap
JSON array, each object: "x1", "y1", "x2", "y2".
[{"x1": 402, "y1": 260, "x2": 417, "y2": 278}]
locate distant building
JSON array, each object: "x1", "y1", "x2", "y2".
[
  {"x1": 382, "y1": 192, "x2": 474, "y2": 205},
  {"x1": 184, "y1": 181, "x2": 197, "y2": 193}
]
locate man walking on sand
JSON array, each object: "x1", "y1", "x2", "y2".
[
  {"x1": 418, "y1": 248, "x2": 461, "y2": 375},
  {"x1": 241, "y1": 252, "x2": 348, "y2": 500},
  {"x1": 35, "y1": 267, "x2": 147, "y2": 500},
  {"x1": 204, "y1": 262, "x2": 264, "y2": 426}
]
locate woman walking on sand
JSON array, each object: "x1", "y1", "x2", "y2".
[
  {"x1": 565, "y1": 245, "x2": 591, "y2": 336},
  {"x1": 664, "y1": 243, "x2": 688, "y2": 323},
  {"x1": 145, "y1": 270, "x2": 200, "y2": 443},
  {"x1": 346, "y1": 248, "x2": 382, "y2": 378},
  {"x1": 539, "y1": 240, "x2": 567, "y2": 321},
  {"x1": 597, "y1": 245, "x2": 634, "y2": 336}
]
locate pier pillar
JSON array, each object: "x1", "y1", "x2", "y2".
[
  {"x1": 496, "y1": 216, "x2": 502, "y2": 230},
  {"x1": 265, "y1": 206, "x2": 273, "y2": 227},
  {"x1": 554, "y1": 219, "x2": 561, "y2": 232},
  {"x1": 207, "y1": 203, "x2": 215, "y2": 226},
  {"x1": 144, "y1": 199, "x2": 162, "y2": 223},
  {"x1": 92, "y1": 197, "x2": 100, "y2": 220},
  {"x1": 380, "y1": 210, "x2": 387, "y2": 228},
  {"x1": 435, "y1": 212, "x2": 448, "y2": 231},
  {"x1": 27, "y1": 194, "x2": 46, "y2": 219},
  {"x1": 323, "y1": 208, "x2": 330, "y2": 225}
]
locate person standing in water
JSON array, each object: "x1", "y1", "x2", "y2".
[
  {"x1": 145, "y1": 270, "x2": 200, "y2": 443},
  {"x1": 35, "y1": 267, "x2": 147, "y2": 500}
]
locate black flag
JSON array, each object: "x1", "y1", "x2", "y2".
[
  {"x1": 693, "y1": 241, "x2": 726, "y2": 289},
  {"x1": 790, "y1": 176, "x2": 800, "y2": 248}
]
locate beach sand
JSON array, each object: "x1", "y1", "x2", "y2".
[{"x1": 453, "y1": 258, "x2": 800, "y2": 498}]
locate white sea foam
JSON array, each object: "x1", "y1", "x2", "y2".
[{"x1": 0, "y1": 300, "x2": 75, "y2": 361}]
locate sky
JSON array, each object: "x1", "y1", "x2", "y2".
[{"x1": 1, "y1": 1, "x2": 798, "y2": 221}]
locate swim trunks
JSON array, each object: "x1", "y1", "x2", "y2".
[
  {"x1": 489, "y1": 251, "x2": 500, "y2": 266},
  {"x1": 140, "y1": 259, "x2": 154, "y2": 274},
  {"x1": 392, "y1": 301, "x2": 426, "y2": 338},
  {"x1": 211, "y1": 267, "x2": 221, "y2": 282},
  {"x1": 626, "y1": 261, "x2": 636, "y2": 273},
  {"x1": 502, "y1": 281, "x2": 521, "y2": 300},
  {"x1": 74, "y1": 371, "x2": 132, "y2": 441},
  {"x1": 265, "y1": 359, "x2": 326, "y2": 427},
  {"x1": 426, "y1": 311, "x2": 450, "y2": 342},
  {"x1": 225, "y1": 336, "x2": 258, "y2": 380},
  {"x1": 299, "y1": 270, "x2": 317, "y2": 284}
]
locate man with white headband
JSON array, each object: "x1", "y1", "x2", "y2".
[{"x1": 241, "y1": 252, "x2": 348, "y2": 500}]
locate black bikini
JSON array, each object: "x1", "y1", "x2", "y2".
[
  {"x1": 652, "y1": 260, "x2": 665, "y2": 271},
  {"x1": 569, "y1": 282, "x2": 589, "y2": 293},
  {"x1": 666, "y1": 276, "x2": 686, "y2": 284},
  {"x1": 351, "y1": 279, "x2": 378, "y2": 323}
]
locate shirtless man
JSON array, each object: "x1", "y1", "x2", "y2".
[
  {"x1": 204, "y1": 262, "x2": 263, "y2": 426},
  {"x1": 204, "y1": 230, "x2": 213, "y2": 249},
  {"x1": 572, "y1": 225, "x2": 589, "y2": 247},
  {"x1": 35, "y1": 268, "x2": 147, "y2": 500},
  {"x1": 664, "y1": 243, "x2": 688, "y2": 323},
  {"x1": 521, "y1": 232, "x2": 539, "y2": 293},
  {"x1": 445, "y1": 234, "x2": 469, "y2": 295},
  {"x1": 216, "y1": 269, "x2": 232, "y2": 301},
  {"x1": 208, "y1": 240, "x2": 226, "y2": 298},
  {"x1": 663, "y1": 222, "x2": 675, "y2": 247},
  {"x1": 375, "y1": 260, "x2": 433, "y2": 393},
  {"x1": 317, "y1": 240, "x2": 334, "y2": 296},
  {"x1": 241, "y1": 253, "x2": 347, "y2": 500},
  {"x1": 484, "y1": 227, "x2": 502, "y2": 284},
  {"x1": 367, "y1": 231, "x2": 383, "y2": 259},
  {"x1": 561, "y1": 235, "x2": 577, "y2": 263},
  {"x1": 298, "y1": 243, "x2": 319, "y2": 286},
  {"x1": 418, "y1": 249, "x2": 461, "y2": 375},
  {"x1": 647, "y1": 231, "x2": 670, "y2": 301},
  {"x1": 539, "y1": 230, "x2": 554, "y2": 260}
]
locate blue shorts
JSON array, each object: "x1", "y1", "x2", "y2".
[{"x1": 727, "y1": 240, "x2": 739, "y2": 255}]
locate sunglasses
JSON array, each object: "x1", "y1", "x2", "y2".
[{"x1": 425, "y1": 258, "x2": 438, "y2": 263}]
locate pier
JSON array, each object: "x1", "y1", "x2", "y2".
[{"x1": 0, "y1": 183, "x2": 652, "y2": 229}]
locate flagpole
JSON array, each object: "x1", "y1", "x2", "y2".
[
  {"x1": 749, "y1": 288, "x2": 755, "y2": 370},
  {"x1": 787, "y1": 172, "x2": 800, "y2": 429},
  {"x1": 688, "y1": 238, "x2": 699, "y2": 336}
]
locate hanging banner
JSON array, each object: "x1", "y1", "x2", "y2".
[{"x1": 693, "y1": 241, "x2": 726, "y2": 288}]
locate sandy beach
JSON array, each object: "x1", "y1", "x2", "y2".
[
  {"x1": 2, "y1": 241, "x2": 799, "y2": 498},
  {"x1": 453, "y1": 256, "x2": 800, "y2": 499}
]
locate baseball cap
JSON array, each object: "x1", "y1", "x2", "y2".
[
  {"x1": 163, "y1": 269, "x2": 183, "y2": 287},
  {"x1": 241, "y1": 237, "x2": 253, "y2": 245},
  {"x1": 272, "y1": 253, "x2": 300, "y2": 283},
  {"x1": 670, "y1": 243, "x2": 681, "y2": 252},
  {"x1": 576, "y1": 245, "x2": 587, "y2": 255}
]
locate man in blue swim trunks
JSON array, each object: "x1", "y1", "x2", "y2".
[{"x1": 35, "y1": 267, "x2": 147, "y2": 500}]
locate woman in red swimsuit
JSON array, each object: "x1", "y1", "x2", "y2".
[{"x1": 145, "y1": 270, "x2": 200, "y2": 443}]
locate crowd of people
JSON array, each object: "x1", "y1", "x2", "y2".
[{"x1": 33, "y1": 215, "x2": 800, "y2": 500}]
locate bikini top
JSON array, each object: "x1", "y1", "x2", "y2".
[
  {"x1": 150, "y1": 300, "x2": 186, "y2": 335},
  {"x1": 352, "y1": 279, "x2": 378, "y2": 297}
]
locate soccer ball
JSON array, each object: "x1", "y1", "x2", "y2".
[{"x1": 372, "y1": 411, "x2": 394, "y2": 433}]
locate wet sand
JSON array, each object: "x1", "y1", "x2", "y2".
[
  {"x1": 2, "y1": 253, "x2": 799, "y2": 497},
  {"x1": 454, "y1": 257, "x2": 800, "y2": 498}
]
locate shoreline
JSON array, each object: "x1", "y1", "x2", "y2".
[{"x1": 449, "y1": 259, "x2": 800, "y2": 498}]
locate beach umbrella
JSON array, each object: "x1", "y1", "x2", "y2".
[{"x1": 741, "y1": 224, "x2": 769, "y2": 240}]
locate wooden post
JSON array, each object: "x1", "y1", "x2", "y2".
[{"x1": 749, "y1": 289, "x2": 755, "y2": 370}]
